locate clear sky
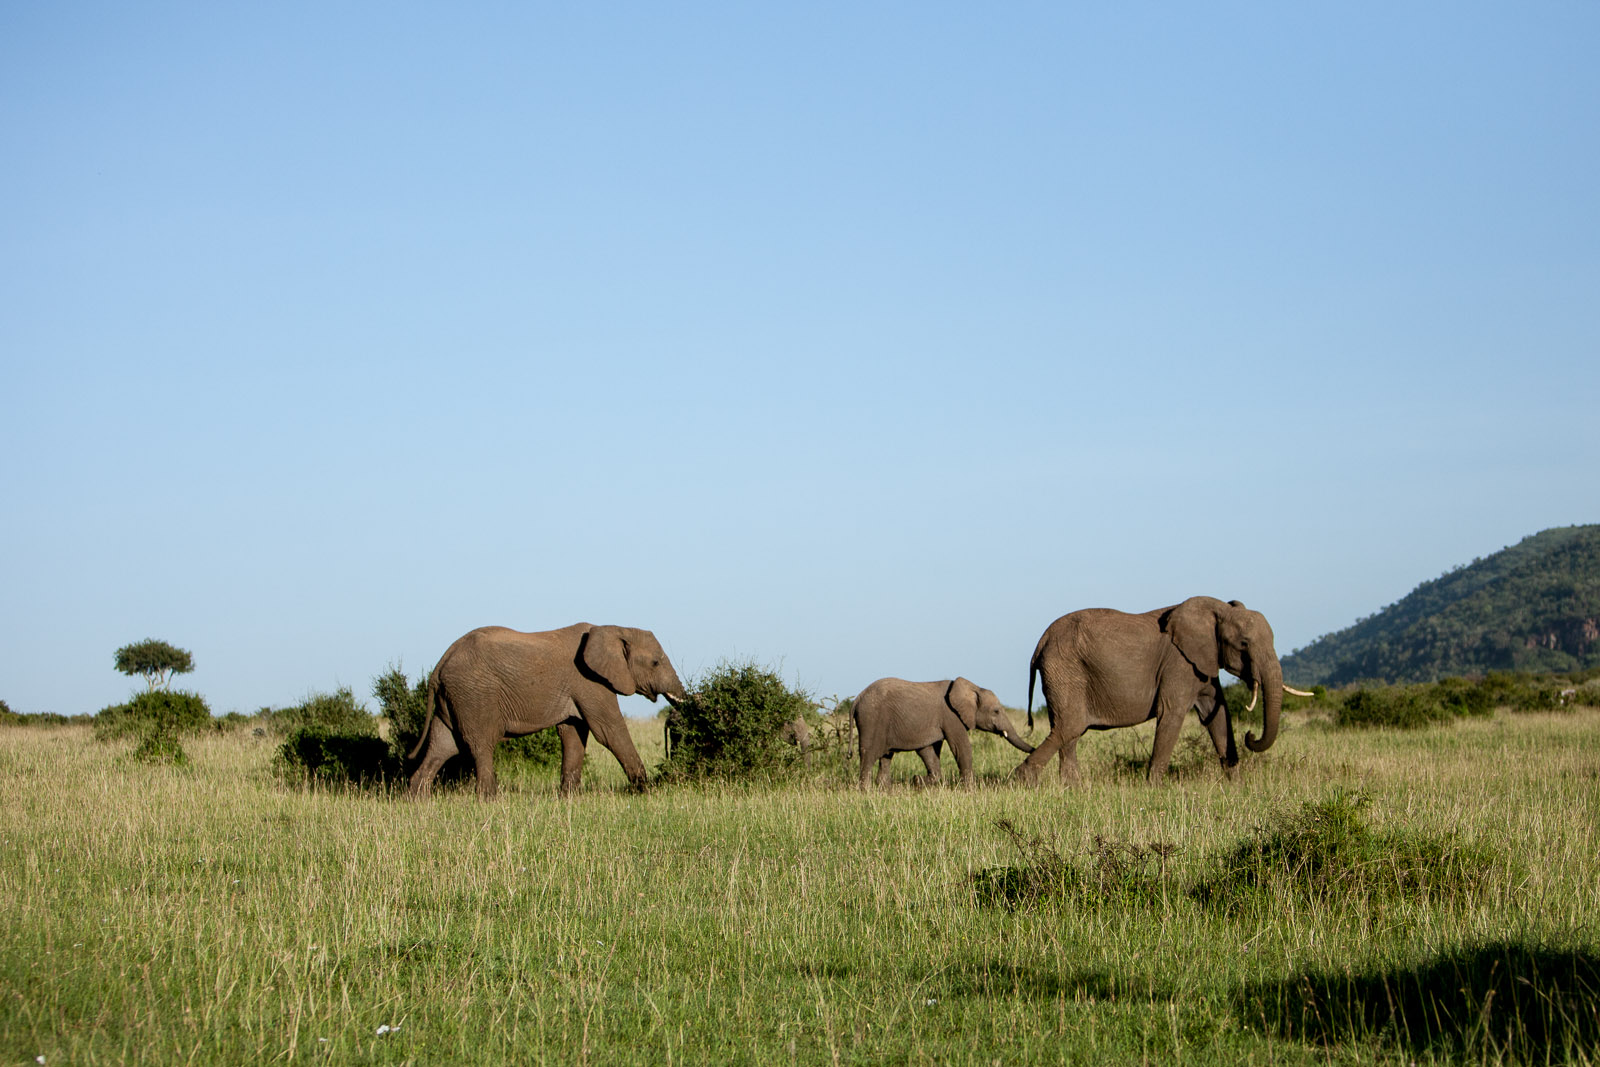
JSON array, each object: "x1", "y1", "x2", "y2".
[{"x1": 4, "y1": 3, "x2": 1597, "y2": 718}]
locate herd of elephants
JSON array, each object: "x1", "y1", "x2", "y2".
[{"x1": 405, "y1": 595, "x2": 1313, "y2": 798}]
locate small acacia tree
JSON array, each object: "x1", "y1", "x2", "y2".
[
  {"x1": 659, "y1": 660, "x2": 814, "y2": 781},
  {"x1": 114, "y1": 639, "x2": 194, "y2": 691}
]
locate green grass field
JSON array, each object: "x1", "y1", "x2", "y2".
[{"x1": 3, "y1": 709, "x2": 1598, "y2": 1065}]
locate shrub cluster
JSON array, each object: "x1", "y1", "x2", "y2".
[
  {"x1": 272, "y1": 687, "x2": 396, "y2": 787},
  {"x1": 0, "y1": 699, "x2": 76, "y2": 728},
  {"x1": 95, "y1": 690, "x2": 213, "y2": 742},
  {"x1": 94, "y1": 689, "x2": 214, "y2": 766},
  {"x1": 975, "y1": 792, "x2": 1505, "y2": 915},
  {"x1": 275, "y1": 727, "x2": 397, "y2": 786},
  {"x1": 1334, "y1": 671, "x2": 1595, "y2": 728},
  {"x1": 1193, "y1": 791, "x2": 1503, "y2": 912},
  {"x1": 658, "y1": 660, "x2": 813, "y2": 781},
  {"x1": 972, "y1": 820, "x2": 1178, "y2": 910}
]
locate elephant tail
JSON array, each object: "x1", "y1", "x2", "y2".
[
  {"x1": 407, "y1": 672, "x2": 443, "y2": 762},
  {"x1": 1025, "y1": 627, "x2": 1055, "y2": 735}
]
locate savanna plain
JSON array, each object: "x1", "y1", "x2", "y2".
[{"x1": 3, "y1": 708, "x2": 1598, "y2": 1066}]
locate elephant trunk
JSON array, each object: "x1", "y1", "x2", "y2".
[
  {"x1": 1001, "y1": 729, "x2": 1035, "y2": 754},
  {"x1": 1244, "y1": 657, "x2": 1282, "y2": 753}
]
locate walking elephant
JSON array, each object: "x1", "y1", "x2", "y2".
[
  {"x1": 854, "y1": 677, "x2": 1035, "y2": 788},
  {"x1": 1015, "y1": 597, "x2": 1312, "y2": 785},
  {"x1": 408, "y1": 623, "x2": 684, "y2": 798}
]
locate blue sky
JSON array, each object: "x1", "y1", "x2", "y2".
[{"x1": 4, "y1": 3, "x2": 1597, "y2": 717}]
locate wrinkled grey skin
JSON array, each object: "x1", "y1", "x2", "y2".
[
  {"x1": 853, "y1": 677, "x2": 1035, "y2": 788},
  {"x1": 1017, "y1": 596, "x2": 1287, "y2": 785},
  {"x1": 408, "y1": 623, "x2": 684, "y2": 798}
]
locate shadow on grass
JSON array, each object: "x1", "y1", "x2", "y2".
[{"x1": 1239, "y1": 940, "x2": 1600, "y2": 1062}]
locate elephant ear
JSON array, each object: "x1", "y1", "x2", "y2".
[
  {"x1": 580, "y1": 626, "x2": 636, "y2": 696},
  {"x1": 946, "y1": 677, "x2": 979, "y2": 730},
  {"x1": 1162, "y1": 598, "x2": 1222, "y2": 679}
]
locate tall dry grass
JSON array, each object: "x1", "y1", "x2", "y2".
[{"x1": 2, "y1": 709, "x2": 1596, "y2": 1064}]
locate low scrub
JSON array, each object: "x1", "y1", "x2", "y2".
[
  {"x1": 275, "y1": 726, "x2": 399, "y2": 786},
  {"x1": 1335, "y1": 671, "x2": 1597, "y2": 728},
  {"x1": 1192, "y1": 791, "x2": 1502, "y2": 913},
  {"x1": 972, "y1": 820, "x2": 1179, "y2": 910},
  {"x1": 272, "y1": 688, "x2": 394, "y2": 787},
  {"x1": 260, "y1": 687, "x2": 377, "y2": 737},
  {"x1": 0, "y1": 699, "x2": 76, "y2": 728},
  {"x1": 657, "y1": 660, "x2": 813, "y2": 781},
  {"x1": 94, "y1": 689, "x2": 213, "y2": 742}
]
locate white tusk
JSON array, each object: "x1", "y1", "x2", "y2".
[
  {"x1": 1283, "y1": 685, "x2": 1314, "y2": 697},
  {"x1": 1245, "y1": 681, "x2": 1259, "y2": 713}
]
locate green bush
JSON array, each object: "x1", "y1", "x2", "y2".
[
  {"x1": 972, "y1": 820, "x2": 1178, "y2": 910},
  {"x1": 275, "y1": 726, "x2": 399, "y2": 786},
  {"x1": 373, "y1": 665, "x2": 430, "y2": 761},
  {"x1": 130, "y1": 729, "x2": 189, "y2": 766},
  {"x1": 0, "y1": 701, "x2": 76, "y2": 728},
  {"x1": 262, "y1": 687, "x2": 377, "y2": 736},
  {"x1": 657, "y1": 660, "x2": 813, "y2": 781},
  {"x1": 95, "y1": 689, "x2": 213, "y2": 742},
  {"x1": 1336, "y1": 686, "x2": 1450, "y2": 729},
  {"x1": 1192, "y1": 792, "x2": 1503, "y2": 913}
]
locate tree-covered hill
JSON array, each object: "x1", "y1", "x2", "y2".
[{"x1": 1282, "y1": 525, "x2": 1600, "y2": 687}]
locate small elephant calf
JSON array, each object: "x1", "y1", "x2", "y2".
[{"x1": 852, "y1": 677, "x2": 1034, "y2": 788}]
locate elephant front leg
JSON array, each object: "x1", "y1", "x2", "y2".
[
  {"x1": 556, "y1": 720, "x2": 590, "y2": 796},
  {"x1": 578, "y1": 696, "x2": 649, "y2": 792},
  {"x1": 1197, "y1": 693, "x2": 1239, "y2": 780},
  {"x1": 941, "y1": 713, "x2": 976, "y2": 786}
]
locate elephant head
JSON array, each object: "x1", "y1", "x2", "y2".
[
  {"x1": 947, "y1": 677, "x2": 1035, "y2": 753},
  {"x1": 579, "y1": 626, "x2": 686, "y2": 705},
  {"x1": 1163, "y1": 597, "x2": 1284, "y2": 753}
]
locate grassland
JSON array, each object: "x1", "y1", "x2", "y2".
[{"x1": 3, "y1": 709, "x2": 1598, "y2": 1065}]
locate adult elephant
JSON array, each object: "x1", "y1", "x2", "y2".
[
  {"x1": 854, "y1": 677, "x2": 1035, "y2": 788},
  {"x1": 408, "y1": 623, "x2": 684, "y2": 798},
  {"x1": 1015, "y1": 597, "x2": 1311, "y2": 785}
]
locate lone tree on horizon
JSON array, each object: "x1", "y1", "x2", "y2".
[{"x1": 114, "y1": 639, "x2": 194, "y2": 691}]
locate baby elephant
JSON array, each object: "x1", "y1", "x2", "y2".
[{"x1": 853, "y1": 677, "x2": 1035, "y2": 788}]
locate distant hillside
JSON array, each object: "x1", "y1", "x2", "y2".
[{"x1": 1282, "y1": 525, "x2": 1600, "y2": 687}]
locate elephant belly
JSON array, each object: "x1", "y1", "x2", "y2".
[{"x1": 1083, "y1": 673, "x2": 1159, "y2": 728}]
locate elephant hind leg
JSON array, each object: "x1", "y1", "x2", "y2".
[
  {"x1": 876, "y1": 755, "x2": 894, "y2": 789},
  {"x1": 408, "y1": 719, "x2": 459, "y2": 798},
  {"x1": 465, "y1": 733, "x2": 499, "y2": 800},
  {"x1": 916, "y1": 745, "x2": 942, "y2": 784}
]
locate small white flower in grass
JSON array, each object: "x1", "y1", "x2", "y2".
[
  {"x1": 924, "y1": 998, "x2": 937, "y2": 1006},
  {"x1": 375, "y1": 1024, "x2": 400, "y2": 1036},
  {"x1": 318, "y1": 1038, "x2": 328, "y2": 1043},
  {"x1": 36, "y1": 1056, "x2": 46, "y2": 1064}
]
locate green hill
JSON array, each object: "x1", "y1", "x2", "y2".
[{"x1": 1282, "y1": 525, "x2": 1600, "y2": 687}]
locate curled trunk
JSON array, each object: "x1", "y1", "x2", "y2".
[{"x1": 1244, "y1": 658, "x2": 1282, "y2": 753}]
